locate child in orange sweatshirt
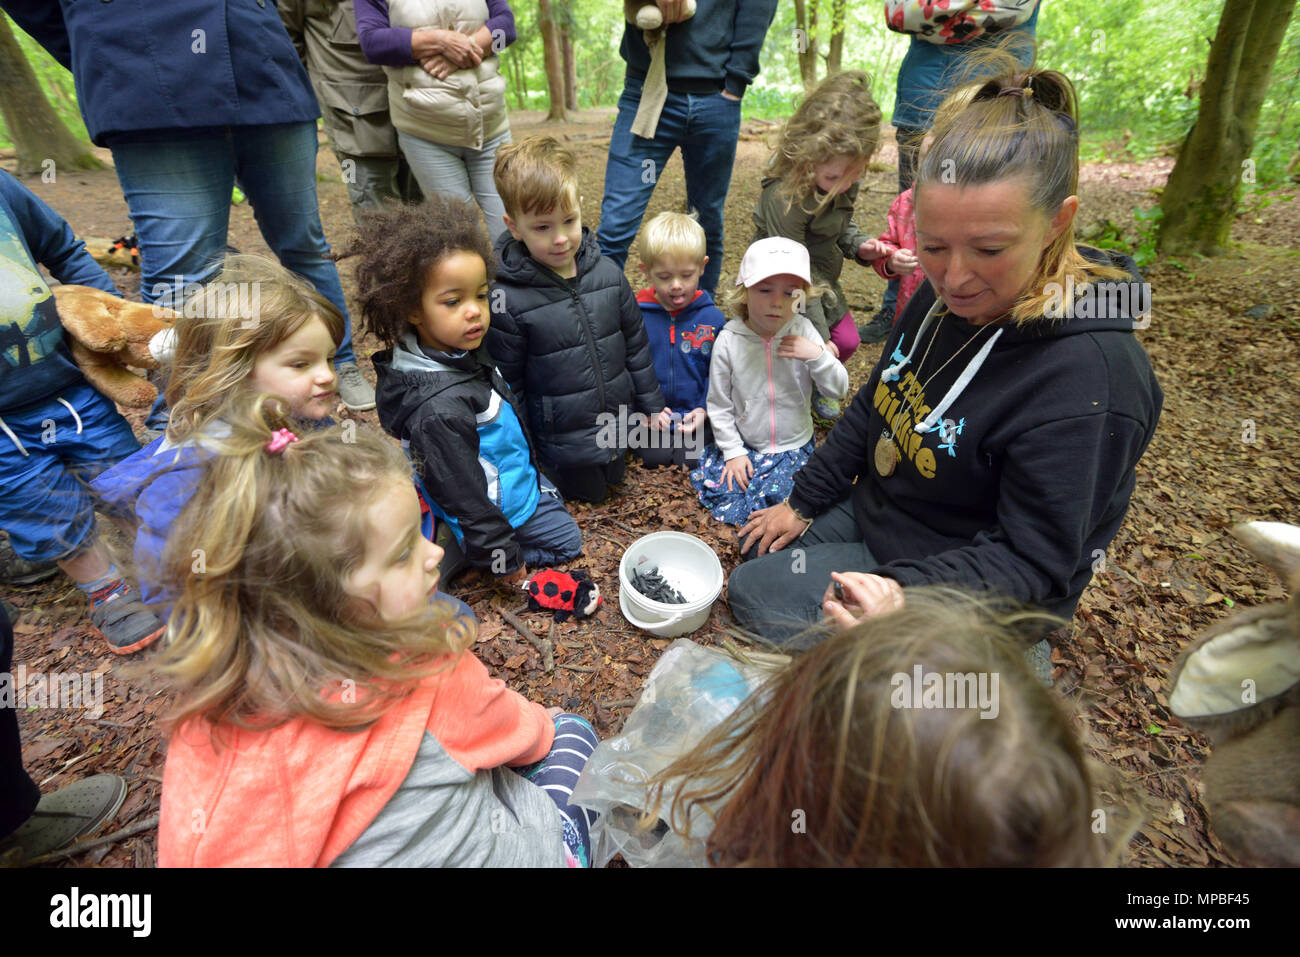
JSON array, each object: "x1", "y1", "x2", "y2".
[{"x1": 154, "y1": 397, "x2": 597, "y2": 867}]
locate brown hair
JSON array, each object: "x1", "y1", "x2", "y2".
[
  {"x1": 769, "y1": 70, "x2": 882, "y2": 212},
  {"x1": 644, "y1": 588, "x2": 1100, "y2": 867},
  {"x1": 164, "y1": 255, "x2": 345, "y2": 444},
  {"x1": 493, "y1": 135, "x2": 580, "y2": 220},
  {"x1": 151, "y1": 395, "x2": 473, "y2": 735},
  {"x1": 915, "y1": 40, "x2": 1129, "y2": 324},
  {"x1": 350, "y1": 194, "x2": 496, "y2": 345}
]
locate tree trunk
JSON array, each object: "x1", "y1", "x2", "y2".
[
  {"x1": 1158, "y1": 0, "x2": 1297, "y2": 256},
  {"x1": 825, "y1": 0, "x2": 846, "y2": 76},
  {"x1": 537, "y1": 0, "x2": 566, "y2": 121},
  {"x1": 793, "y1": 0, "x2": 819, "y2": 91},
  {"x1": 0, "y1": 15, "x2": 103, "y2": 177},
  {"x1": 561, "y1": 25, "x2": 576, "y2": 112}
]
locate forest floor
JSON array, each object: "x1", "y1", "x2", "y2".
[{"x1": 3, "y1": 107, "x2": 1299, "y2": 868}]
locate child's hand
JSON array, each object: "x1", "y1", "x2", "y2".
[
  {"x1": 721, "y1": 455, "x2": 753, "y2": 491},
  {"x1": 777, "y1": 334, "x2": 823, "y2": 362},
  {"x1": 889, "y1": 249, "x2": 920, "y2": 275},
  {"x1": 501, "y1": 564, "x2": 529, "y2": 585},
  {"x1": 679, "y1": 407, "x2": 706, "y2": 434},
  {"x1": 825, "y1": 340, "x2": 840, "y2": 359},
  {"x1": 546, "y1": 706, "x2": 564, "y2": 718},
  {"x1": 857, "y1": 238, "x2": 889, "y2": 262},
  {"x1": 653, "y1": 407, "x2": 673, "y2": 431}
]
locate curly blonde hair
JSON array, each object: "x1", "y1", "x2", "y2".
[
  {"x1": 769, "y1": 70, "x2": 882, "y2": 210},
  {"x1": 150, "y1": 395, "x2": 473, "y2": 737}
]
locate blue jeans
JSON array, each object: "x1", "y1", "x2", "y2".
[
  {"x1": 110, "y1": 122, "x2": 356, "y2": 366},
  {"x1": 398, "y1": 129, "x2": 511, "y2": 248},
  {"x1": 727, "y1": 497, "x2": 878, "y2": 648},
  {"x1": 0, "y1": 383, "x2": 140, "y2": 563},
  {"x1": 597, "y1": 76, "x2": 742, "y2": 294},
  {"x1": 515, "y1": 478, "x2": 583, "y2": 568}
]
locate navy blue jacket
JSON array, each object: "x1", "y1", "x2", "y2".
[
  {"x1": 635, "y1": 287, "x2": 723, "y2": 417},
  {"x1": 487, "y1": 228, "x2": 665, "y2": 471},
  {"x1": 374, "y1": 333, "x2": 541, "y2": 575},
  {"x1": 0, "y1": 171, "x2": 118, "y2": 413},
  {"x1": 3, "y1": 0, "x2": 319, "y2": 145},
  {"x1": 619, "y1": 0, "x2": 779, "y2": 97}
]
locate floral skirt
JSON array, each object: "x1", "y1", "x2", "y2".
[{"x1": 689, "y1": 440, "x2": 815, "y2": 526}]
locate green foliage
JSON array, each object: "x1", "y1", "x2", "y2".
[{"x1": 0, "y1": 13, "x2": 92, "y2": 149}]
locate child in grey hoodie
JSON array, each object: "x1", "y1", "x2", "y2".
[{"x1": 690, "y1": 238, "x2": 848, "y2": 525}]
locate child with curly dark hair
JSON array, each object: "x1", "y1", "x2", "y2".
[{"x1": 352, "y1": 195, "x2": 582, "y2": 585}]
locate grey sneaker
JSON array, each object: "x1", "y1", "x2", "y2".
[
  {"x1": 0, "y1": 774, "x2": 127, "y2": 864},
  {"x1": 336, "y1": 361, "x2": 376, "y2": 411}
]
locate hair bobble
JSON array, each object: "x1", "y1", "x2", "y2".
[
  {"x1": 997, "y1": 86, "x2": 1032, "y2": 98},
  {"x1": 266, "y1": 428, "x2": 299, "y2": 454}
]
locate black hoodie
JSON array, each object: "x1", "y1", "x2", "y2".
[
  {"x1": 788, "y1": 249, "x2": 1163, "y2": 621},
  {"x1": 486, "y1": 227, "x2": 665, "y2": 471}
]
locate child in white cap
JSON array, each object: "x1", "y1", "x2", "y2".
[{"x1": 689, "y1": 237, "x2": 848, "y2": 525}]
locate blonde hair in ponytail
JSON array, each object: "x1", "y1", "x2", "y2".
[
  {"x1": 151, "y1": 395, "x2": 472, "y2": 736},
  {"x1": 915, "y1": 39, "x2": 1128, "y2": 325}
]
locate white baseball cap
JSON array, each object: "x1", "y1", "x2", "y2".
[{"x1": 734, "y1": 237, "x2": 812, "y2": 287}]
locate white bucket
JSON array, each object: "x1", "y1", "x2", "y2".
[{"x1": 619, "y1": 531, "x2": 724, "y2": 637}]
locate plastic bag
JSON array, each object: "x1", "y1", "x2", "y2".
[{"x1": 569, "y1": 639, "x2": 778, "y2": 867}]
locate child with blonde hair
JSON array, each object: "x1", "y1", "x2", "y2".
[
  {"x1": 155, "y1": 398, "x2": 599, "y2": 867},
  {"x1": 689, "y1": 237, "x2": 847, "y2": 525},
  {"x1": 752, "y1": 70, "x2": 914, "y2": 417},
  {"x1": 94, "y1": 255, "x2": 345, "y2": 610},
  {"x1": 644, "y1": 588, "x2": 1100, "y2": 867},
  {"x1": 633, "y1": 210, "x2": 725, "y2": 469}
]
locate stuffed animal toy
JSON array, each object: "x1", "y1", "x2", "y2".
[
  {"x1": 624, "y1": 0, "x2": 697, "y2": 140},
  {"x1": 52, "y1": 285, "x2": 177, "y2": 408},
  {"x1": 1167, "y1": 521, "x2": 1300, "y2": 866},
  {"x1": 523, "y1": 568, "x2": 602, "y2": 622}
]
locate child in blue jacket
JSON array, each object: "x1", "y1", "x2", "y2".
[
  {"x1": 355, "y1": 196, "x2": 583, "y2": 584},
  {"x1": 633, "y1": 212, "x2": 724, "y2": 469},
  {"x1": 0, "y1": 171, "x2": 161, "y2": 654}
]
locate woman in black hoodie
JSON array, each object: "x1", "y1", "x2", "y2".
[{"x1": 728, "y1": 50, "x2": 1163, "y2": 645}]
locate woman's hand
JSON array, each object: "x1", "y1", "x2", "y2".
[
  {"x1": 777, "y1": 334, "x2": 823, "y2": 361},
  {"x1": 738, "y1": 501, "x2": 807, "y2": 556},
  {"x1": 888, "y1": 249, "x2": 919, "y2": 275},
  {"x1": 652, "y1": 406, "x2": 673, "y2": 431},
  {"x1": 825, "y1": 340, "x2": 841, "y2": 359},
  {"x1": 822, "y1": 571, "x2": 904, "y2": 628},
  {"x1": 412, "y1": 28, "x2": 481, "y2": 68},
  {"x1": 420, "y1": 53, "x2": 456, "y2": 80},
  {"x1": 721, "y1": 454, "x2": 753, "y2": 491}
]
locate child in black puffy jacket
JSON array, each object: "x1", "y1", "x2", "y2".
[{"x1": 486, "y1": 137, "x2": 667, "y2": 504}]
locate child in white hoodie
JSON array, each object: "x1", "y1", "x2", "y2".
[{"x1": 690, "y1": 238, "x2": 848, "y2": 525}]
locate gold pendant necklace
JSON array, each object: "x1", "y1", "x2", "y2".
[{"x1": 875, "y1": 431, "x2": 898, "y2": 477}]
